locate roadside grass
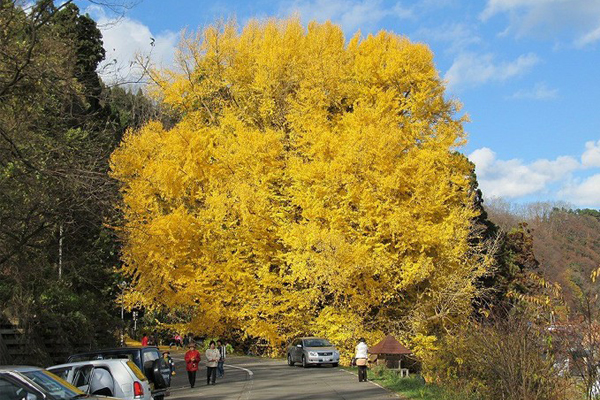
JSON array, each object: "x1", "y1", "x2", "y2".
[{"x1": 342, "y1": 366, "x2": 476, "y2": 400}]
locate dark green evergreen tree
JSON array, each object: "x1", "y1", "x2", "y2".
[{"x1": 0, "y1": 0, "x2": 153, "y2": 363}]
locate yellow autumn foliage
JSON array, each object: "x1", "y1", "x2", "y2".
[{"x1": 110, "y1": 18, "x2": 484, "y2": 357}]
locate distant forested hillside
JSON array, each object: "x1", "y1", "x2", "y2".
[{"x1": 486, "y1": 200, "x2": 600, "y2": 314}]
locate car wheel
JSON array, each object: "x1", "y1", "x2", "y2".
[
  {"x1": 153, "y1": 396, "x2": 164, "y2": 400},
  {"x1": 287, "y1": 354, "x2": 295, "y2": 366},
  {"x1": 302, "y1": 355, "x2": 307, "y2": 368},
  {"x1": 332, "y1": 363, "x2": 339, "y2": 367}
]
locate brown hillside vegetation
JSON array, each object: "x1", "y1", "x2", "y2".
[{"x1": 486, "y1": 200, "x2": 600, "y2": 311}]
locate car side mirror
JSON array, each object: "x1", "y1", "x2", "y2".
[{"x1": 296, "y1": 344, "x2": 302, "y2": 348}]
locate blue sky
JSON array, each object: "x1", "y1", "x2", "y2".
[{"x1": 85, "y1": 0, "x2": 600, "y2": 208}]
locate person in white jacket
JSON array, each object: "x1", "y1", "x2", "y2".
[
  {"x1": 205, "y1": 341, "x2": 219, "y2": 385},
  {"x1": 355, "y1": 338, "x2": 369, "y2": 382}
]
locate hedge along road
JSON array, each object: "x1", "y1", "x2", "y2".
[{"x1": 168, "y1": 355, "x2": 398, "y2": 399}]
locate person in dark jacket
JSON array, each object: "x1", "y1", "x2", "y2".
[
  {"x1": 163, "y1": 351, "x2": 175, "y2": 376},
  {"x1": 163, "y1": 351, "x2": 175, "y2": 375},
  {"x1": 217, "y1": 340, "x2": 226, "y2": 378},
  {"x1": 150, "y1": 330, "x2": 159, "y2": 346}
]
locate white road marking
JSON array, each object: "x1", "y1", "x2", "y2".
[
  {"x1": 339, "y1": 368, "x2": 400, "y2": 398},
  {"x1": 223, "y1": 364, "x2": 254, "y2": 378},
  {"x1": 168, "y1": 385, "x2": 195, "y2": 393},
  {"x1": 170, "y1": 355, "x2": 253, "y2": 378},
  {"x1": 167, "y1": 358, "x2": 254, "y2": 399}
]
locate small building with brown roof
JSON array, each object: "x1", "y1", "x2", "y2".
[{"x1": 369, "y1": 335, "x2": 413, "y2": 369}]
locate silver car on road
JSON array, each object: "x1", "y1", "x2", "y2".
[
  {"x1": 0, "y1": 366, "x2": 119, "y2": 400},
  {"x1": 48, "y1": 359, "x2": 152, "y2": 400},
  {"x1": 287, "y1": 337, "x2": 340, "y2": 367}
]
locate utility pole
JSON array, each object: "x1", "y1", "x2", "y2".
[
  {"x1": 58, "y1": 224, "x2": 63, "y2": 279},
  {"x1": 119, "y1": 281, "x2": 126, "y2": 347},
  {"x1": 133, "y1": 311, "x2": 138, "y2": 332}
]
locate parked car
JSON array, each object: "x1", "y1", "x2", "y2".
[
  {"x1": 67, "y1": 347, "x2": 170, "y2": 400},
  {"x1": 49, "y1": 359, "x2": 152, "y2": 400},
  {"x1": 0, "y1": 365, "x2": 119, "y2": 400},
  {"x1": 287, "y1": 337, "x2": 340, "y2": 367}
]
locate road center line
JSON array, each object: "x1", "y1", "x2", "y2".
[
  {"x1": 224, "y1": 364, "x2": 254, "y2": 400},
  {"x1": 167, "y1": 361, "x2": 254, "y2": 398},
  {"x1": 224, "y1": 364, "x2": 254, "y2": 378}
]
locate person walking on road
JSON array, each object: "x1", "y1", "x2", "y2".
[
  {"x1": 217, "y1": 340, "x2": 226, "y2": 378},
  {"x1": 150, "y1": 330, "x2": 159, "y2": 346},
  {"x1": 141, "y1": 334, "x2": 149, "y2": 346},
  {"x1": 169, "y1": 333, "x2": 183, "y2": 349},
  {"x1": 205, "y1": 341, "x2": 219, "y2": 385},
  {"x1": 163, "y1": 351, "x2": 175, "y2": 376},
  {"x1": 355, "y1": 338, "x2": 369, "y2": 382},
  {"x1": 185, "y1": 342, "x2": 201, "y2": 388}
]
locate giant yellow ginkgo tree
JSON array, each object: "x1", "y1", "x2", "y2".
[{"x1": 110, "y1": 18, "x2": 487, "y2": 356}]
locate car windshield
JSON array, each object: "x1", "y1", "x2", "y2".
[
  {"x1": 304, "y1": 339, "x2": 332, "y2": 347},
  {"x1": 22, "y1": 370, "x2": 83, "y2": 400}
]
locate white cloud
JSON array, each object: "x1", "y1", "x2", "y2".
[
  {"x1": 415, "y1": 23, "x2": 481, "y2": 54},
  {"x1": 480, "y1": 0, "x2": 561, "y2": 21},
  {"x1": 469, "y1": 147, "x2": 579, "y2": 198},
  {"x1": 470, "y1": 140, "x2": 600, "y2": 206},
  {"x1": 469, "y1": 147, "x2": 497, "y2": 176},
  {"x1": 576, "y1": 25, "x2": 600, "y2": 47},
  {"x1": 497, "y1": 26, "x2": 511, "y2": 37},
  {"x1": 412, "y1": 0, "x2": 459, "y2": 11},
  {"x1": 87, "y1": 6, "x2": 178, "y2": 85},
  {"x1": 480, "y1": 0, "x2": 600, "y2": 46},
  {"x1": 444, "y1": 52, "x2": 539, "y2": 90},
  {"x1": 582, "y1": 140, "x2": 600, "y2": 168},
  {"x1": 510, "y1": 82, "x2": 558, "y2": 100},
  {"x1": 560, "y1": 174, "x2": 600, "y2": 207},
  {"x1": 283, "y1": 0, "x2": 412, "y2": 34}
]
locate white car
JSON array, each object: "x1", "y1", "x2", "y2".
[
  {"x1": 0, "y1": 366, "x2": 120, "y2": 400},
  {"x1": 48, "y1": 359, "x2": 152, "y2": 400}
]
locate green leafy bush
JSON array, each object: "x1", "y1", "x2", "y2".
[{"x1": 198, "y1": 338, "x2": 234, "y2": 354}]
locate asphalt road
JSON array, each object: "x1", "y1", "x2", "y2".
[{"x1": 167, "y1": 354, "x2": 397, "y2": 399}]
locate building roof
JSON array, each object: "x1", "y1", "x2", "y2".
[{"x1": 369, "y1": 335, "x2": 412, "y2": 355}]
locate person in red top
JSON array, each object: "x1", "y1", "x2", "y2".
[
  {"x1": 184, "y1": 342, "x2": 201, "y2": 388},
  {"x1": 141, "y1": 334, "x2": 149, "y2": 346}
]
